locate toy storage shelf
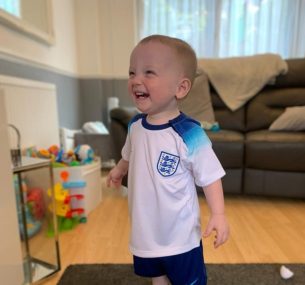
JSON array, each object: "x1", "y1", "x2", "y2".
[{"x1": 13, "y1": 156, "x2": 60, "y2": 285}]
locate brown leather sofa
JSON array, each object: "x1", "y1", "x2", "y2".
[{"x1": 110, "y1": 58, "x2": 305, "y2": 198}]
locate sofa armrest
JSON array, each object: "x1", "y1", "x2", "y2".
[
  {"x1": 110, "y1": 107, "x2": 139, "y2": 127},
  {"x1": 109, "y1": 107, "x2": 139, "y2": 162}
]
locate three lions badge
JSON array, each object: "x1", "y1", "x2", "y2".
[{"x1": 157, "y1": 151, "x2": 180, "y2": 177}]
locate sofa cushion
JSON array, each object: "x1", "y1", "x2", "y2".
[
  {"x1": 221, "y1": 169, "x2": 243, "y2": 194},
  {"x1": 269, "y1": 106, "x2": 305, "y2": 131},
  {"x1": 244, "y1": 169, "x2": 305, "y2": 198},
  {"x1": 206, "y1": 130, "x2": 244, "y2": 194},
  {"x1": 197, "y1": 169, "x2": 243, "y2": 194},
  {"x1": 178, "y1": 69, "x2": 215, "y2": 126},
  {"x1": 207, "y1": 130, "x2": 244, "y2": 168},
  {"x1": 245, "y1": 130, "x2": 305, "y2": 171},
  {"x1": 273, "y1": 58, "x2": 305, "y2": 88},
  {"x1": 246, "y1": 88, "x2": 305, "y2": 131},
  {"x1": 211, "y1": 92, "x2": 246, "y2": 132}
]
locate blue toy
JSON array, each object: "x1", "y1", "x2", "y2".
[{"x1": 74, "y1": 144, "x2": 94, "y2": 164}]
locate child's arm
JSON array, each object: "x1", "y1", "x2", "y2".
[
  {"x1": 106, "y1": 159, "x2": 129, "y2": 188},
  {"x1": 202, "y1": 179, "x2": 229, "y2": 248}
]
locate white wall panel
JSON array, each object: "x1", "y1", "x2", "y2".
[{"x1": 1, "y1": 75, "x2": 60, "y2": 149}]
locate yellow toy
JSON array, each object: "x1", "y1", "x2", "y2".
[
  {"x1": 47, "y1": 172, "x2": 85, "y2": 236},
  {"x1": 48, "y1": 183, "x2": 71, "y2": 217},
  {"x1": 48, "y1": 183, "x2": 84, "y2": 218}
]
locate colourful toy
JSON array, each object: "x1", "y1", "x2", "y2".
[
  {"x1": 60, "y1": 170, "x2": 69, "y2": 182},
  {"x1": 22, "y1": 146, "x2": 38, "y2": 158},
  {"x1": 47, "y1": 170, "x2": 86, "y2": 236},
  {"x1": 61, "y1": 149, "x2": 76, "y2": 165},
  {"x1": 37, "y1": 149, "x2": 51, "y2": 158},
  {"x1": 13, "y1": 175, "x2": 42, "y2": 239},
  {"x1": 24, "y1": 144, "x2": 94, "y2": 168},
  {"x1": 74, "y1": 144, "x2": 94, "y2": 164},
  {"x1": 50, "y1": 188, "x2": 83, "y2": 218},
  {"x1": 22, "y1": 207, "x2": 42, "y2": 239},
  {"x1": 55, "y1": 148, "x2": 64, "y2": 163},
  {"x1": 48, "y1": 183, "x2": 70, "y2": 216},
  {"x1": 48, "y1": 145, "x2": 60, "y2": 157},
  {"x1": 23, "y1": 144, "x2": 88, "y2": 167},
  {"x1": 54, "y1": 148, "x2": 79, "y2": 166},
  {"x1": 48, "y1": 182, "x2": 84, "y2": 218},
  {"x1": 52, "y1": 161, "x2": 67, "y2": 168},
  {"x1": 47, "y1": 183, "x2": 79, "y2": 235},
  {"x1": 27, "y1": 187, "x2": 45, "y2": 220},
  {"x1": 69, "y1": 160, "x2": 81, "y2": 167}
]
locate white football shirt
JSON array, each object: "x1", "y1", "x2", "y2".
[{"x1": 122, "y1": 113, "x2": 225, "y2": 258}]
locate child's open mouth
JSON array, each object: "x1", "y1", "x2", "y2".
[{"x1": 135, "y1": 92, "x2": 149, "y2": 99}]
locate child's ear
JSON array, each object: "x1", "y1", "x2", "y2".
[{"x1": 176, "y1": 78, "x2": 192, "y2": 99}]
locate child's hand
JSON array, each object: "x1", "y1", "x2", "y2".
[
  {"x1": 106, "y1": 159, "x2": 128, "y2": 189},
  {"x1": 203, "y1": 213, "x2": 229, "y2": 248},
  {"x1": 106, "y1": 167, "x2": 124, "y2": 189}
]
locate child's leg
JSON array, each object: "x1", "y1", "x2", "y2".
[
  {"x1": 152, "y1": 275, "x2": 170, "y2": 285},
  {"x1": 165, "y1": 242, "x2": 206, "y2": 285}
]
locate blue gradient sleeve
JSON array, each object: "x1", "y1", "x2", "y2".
[{"x1": 170, "y1": 117, "x2": 211, "y2": 156}]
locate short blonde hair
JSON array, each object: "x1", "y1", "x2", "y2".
[{"x1": 138, "y1": 35, "x2": 197, "y2": 84}]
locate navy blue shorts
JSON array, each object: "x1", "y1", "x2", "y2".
[{"x1": 133, "y1": 241, "x2": 207, "y2": 285}]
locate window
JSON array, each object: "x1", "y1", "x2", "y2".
[
  {"x1": 0, "y1": 0, "x2": 20, "y2": 17},
  {"x1": 0, "y1": 0, "x2": 54, "y2": 45},
  {"x1": 136, "y1": 0, "x2": 305, "y2": 59}
]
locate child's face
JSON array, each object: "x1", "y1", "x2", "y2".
[{"x1": 128, "y1": 41, "x2": 186, "y2": 118}]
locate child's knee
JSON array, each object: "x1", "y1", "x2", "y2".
[{"x1": 152, "y1": 275, "x2": 170, "y2": 285}]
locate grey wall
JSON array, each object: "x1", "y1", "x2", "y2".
[
  {"x1": 80, "y1": 78, "x2": 132, "y2": 126},
  {"x1": 0, "y1": 59, "x2": 133, "y2": 129}
]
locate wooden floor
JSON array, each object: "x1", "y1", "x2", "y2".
[{"x1": 43, "y1": 172, "x2": 305, "y2": 284}]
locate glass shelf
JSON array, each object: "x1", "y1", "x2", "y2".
[
  {"x1": 13, "y1": 157, "x2": 60, "y2": 284},
  {"x1": 13, "y1": 156, "x2": 51, "y2": 172}
]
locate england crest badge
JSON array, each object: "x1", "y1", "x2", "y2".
[{"x1": 157, "y1": 151, "x2": 180, "y2": 177}]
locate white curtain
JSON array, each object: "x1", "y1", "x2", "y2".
[{"x1": 136, "y1": 0, "x2": 305, "y2": 59}]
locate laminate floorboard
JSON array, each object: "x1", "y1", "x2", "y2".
[{"x1": 42, "y1": 172, "x2": 305, "y2": 285}]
